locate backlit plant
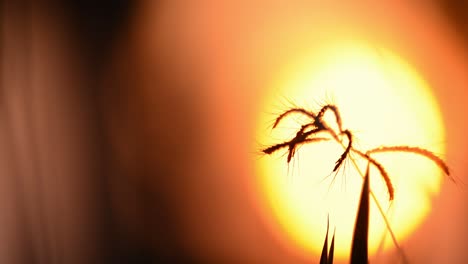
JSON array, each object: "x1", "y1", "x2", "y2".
[{"x1": 262, "y1": 103, "x2": 452, "y2": 263}]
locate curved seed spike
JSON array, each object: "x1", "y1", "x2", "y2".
[
  {"x1": 317, "y1": 104, "x2": 343, "y2": 132},
  {"x1": 367, "y1": 146, "x2": 451, "y2": 179},
  {"x1": 262, "y1": 142, "x2": 289, "y2": 155},
  {"x1": 273, "y1": 108, "x2": 316, "y2": 129},
  {"x1": 301, "y1": 137, "x2": 331, "y2": 145},
  {"x1": 368, "y1": 158, "x2": 394, "y2": 201},
  {"x1": 333, "y1": 130, "x2": 352, "y2": 172}
]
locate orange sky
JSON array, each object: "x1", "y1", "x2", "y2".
[
  {"x1": 4, "y1": 1, "x2": 468, "y2": 263},
  {"x1": 115, "y1": 1, "x2": 468, "y2": 262}
]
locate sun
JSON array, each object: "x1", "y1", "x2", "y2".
[{"x1": 255, "y1": 42, "x2": 446, "y2": 259}]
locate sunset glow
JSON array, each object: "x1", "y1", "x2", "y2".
[{"x1": 256, "y1": 42, "x2": 446, "y2": 259}]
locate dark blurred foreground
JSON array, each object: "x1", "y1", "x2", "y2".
[{"x1": 2, "y1": 1, "x2": 178, "y2": 263}]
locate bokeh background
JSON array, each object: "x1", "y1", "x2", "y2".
[{"x1": 1, "y1": 1, "x2": 468, "y2": 263}]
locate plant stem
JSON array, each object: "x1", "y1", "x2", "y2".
[{"x1": 346, "y1": 152, "x2": 409, "y2": 264}]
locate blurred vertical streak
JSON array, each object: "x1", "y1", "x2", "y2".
[
  {"x1": 60, "y1": 1, "x2": 154, "y2": 263},
  {"x1": 438, "y1": 1, "x2": 468, "y2": 44},
  {"x1": 1, "y1": 0, "x2": 125, "y2": 263},
  {"x1": 94, "y1": 2, "x2": 195, "y2": 261},
  {"x1": 21, "y1": 3, "x2": 52, "y2": 263},
  {"x1": 1, "y1": 2, "x2": 36, "y2": 263}
]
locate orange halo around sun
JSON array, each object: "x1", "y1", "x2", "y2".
[{"x1": 255, "y1": 42, "x2": 446, "y2": 259}]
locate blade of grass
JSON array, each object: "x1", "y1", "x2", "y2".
[
  {"x1": 328, "y1": 228, "x2": 335, "y2": 264},
  {"x1": 320, "y1": 217, "x2": 329, "y2": 264},
  {"x1": 351, "y1": 162, "x2": 370, "y2": 264}
]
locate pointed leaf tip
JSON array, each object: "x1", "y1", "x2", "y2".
[
  {"x1": 328, "y1": 229, "x2": 335, "y2": 264},
  {"x1": 320, "y1": 216, "x2": 330, "y2": 264},
  {"x1": 351, "y1": 162, "x2": 370, "y2": 264}
]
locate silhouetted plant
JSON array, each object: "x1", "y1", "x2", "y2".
[
  {"x1": 320, "y1": 216, "x2": 335, "y2": 264},
  {"x1": 350, "y1": 162, "x2": 370, "y2": 264},
  {"x1": 262, "y1": 104, "x2": 452, "y2": 263}
]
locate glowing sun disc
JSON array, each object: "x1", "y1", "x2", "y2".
[{"x1": 255, "y1": 42, "x2": 445, "y2": 259}]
